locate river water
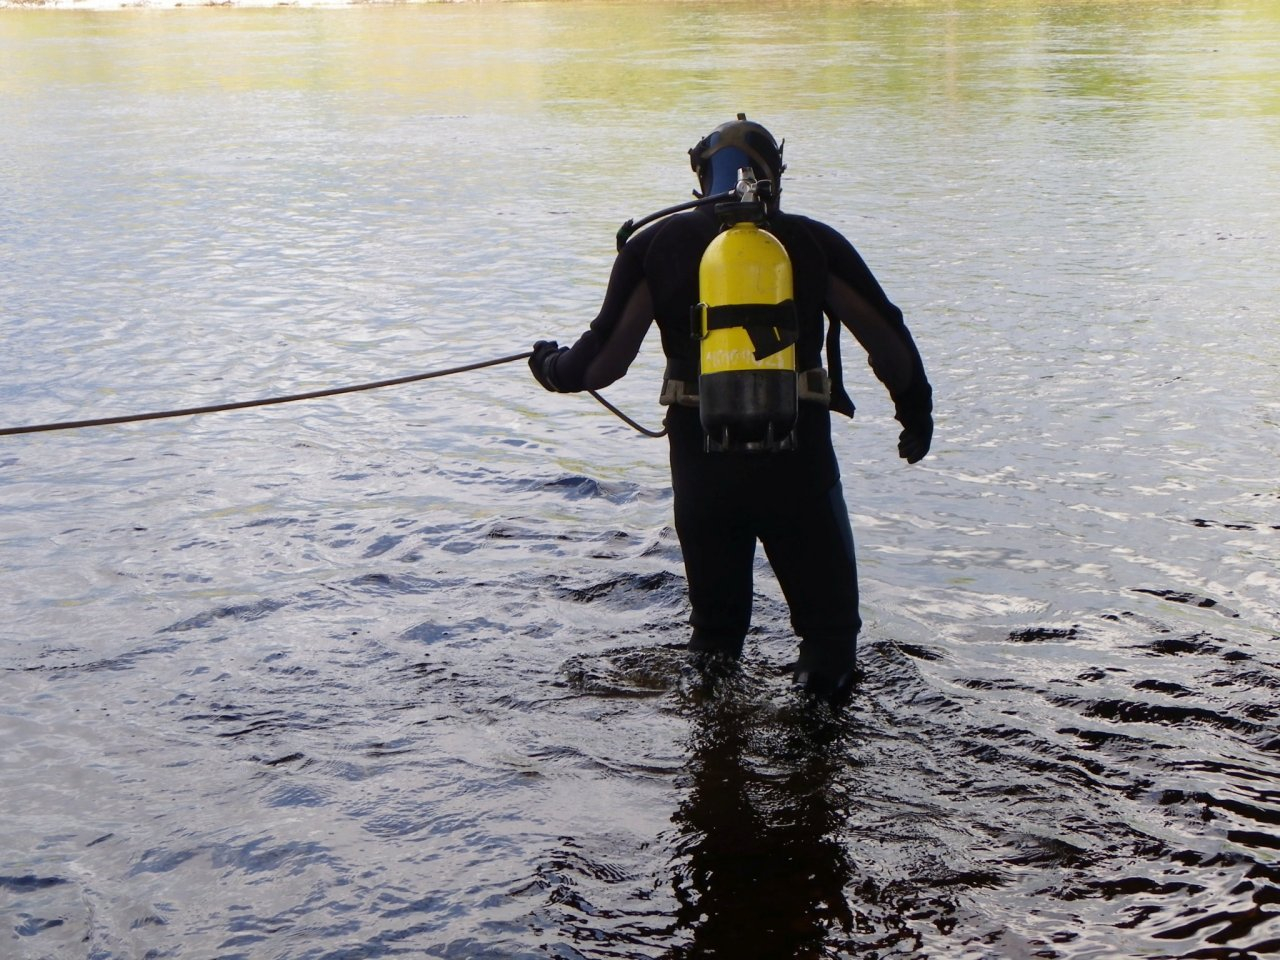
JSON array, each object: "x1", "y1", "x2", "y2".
[{"x1": 2, "y1": 2, "x2": 1278, "y2": 958}]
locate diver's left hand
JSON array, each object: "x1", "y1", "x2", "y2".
[{"x1": 897, "y1": 415, "x2": 933, "y2": 464}]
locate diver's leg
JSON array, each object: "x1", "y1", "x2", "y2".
[
  {"x1": 673, "y1": 486, "x2": 756, "y2": 658},
  {"x1": 668, "y1": 410, "x2": 755, "y2": 657},
  {"x1": 761, "y1": 481, "x2": 861, "y2": 701}
]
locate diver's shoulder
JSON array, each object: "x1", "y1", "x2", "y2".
[
  {"x1": 773, "y1": 210, "x2": 839, "y2": 235},
  {"x1": 772, "y1": 211, "x2": 855, "y2": 252}
]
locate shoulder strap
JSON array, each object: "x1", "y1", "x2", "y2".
[{"x1": 825, "y1": 316, "x2": 856, "y2": 418}]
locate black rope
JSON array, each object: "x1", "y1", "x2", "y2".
[
  {"x1": 588, "y1": 390, "x2": 667, "y2": 438},
  {"x1": 0, "y1": 351, "x2": 534, "y2": 437},
  {"x1": 2, "y1": 350, "x2": 669, "y2": 441}
]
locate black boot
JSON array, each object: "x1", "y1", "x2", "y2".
[
  {"x1": 687, "y1": 627, "x2": 746, "y2": 659},
  {"x1": 792, "y1": 635, "x2": 858, "y2": 705}
]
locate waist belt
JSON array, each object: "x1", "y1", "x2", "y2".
[{"x1": 660, "y1": 368, "x2": 833, "y2": 408}]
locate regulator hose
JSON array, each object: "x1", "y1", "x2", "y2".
[{"x1": 615, "y1": 189, "x2": 735, "y2": 251}]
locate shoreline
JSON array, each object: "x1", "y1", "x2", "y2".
[{"x1": 1, "y1": 0, "x2": 500, "y2": 9}]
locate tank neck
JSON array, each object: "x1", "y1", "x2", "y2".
[{"x1": 714, "y1": 200, "x2": 768, "y2": 227}]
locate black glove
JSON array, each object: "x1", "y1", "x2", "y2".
[
  {"x1": 529, "y1": 340, "x2": 569, "y2": 392},
  {"x1": 897, "y1": 414, "x2": 933, "y2": 464}
]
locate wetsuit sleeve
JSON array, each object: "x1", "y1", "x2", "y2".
[
  {"x1": 542, "y1": 241, "x2": 656, "y2": 393},
  {"x1": 816, "y1": 221, "x2": 933, "y2": 429}
]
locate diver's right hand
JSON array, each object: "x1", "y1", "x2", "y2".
[{"x1": 529, "y1": 340, "x2": 569, "y2": 392}]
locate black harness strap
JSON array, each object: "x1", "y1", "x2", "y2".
[
  {"x1": 824, "y1": 317, "x2": 856, "y2": 418},
  {"x1": 703, "y1": 300, "x2": 799, "y2": 360}
]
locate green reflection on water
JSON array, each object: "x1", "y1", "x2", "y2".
[{"x1": 1, "y1": 1, "x2": 1277, "y2": 123}]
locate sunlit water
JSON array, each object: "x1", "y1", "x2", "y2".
[{"x1": 2, "y1": 2, "x2": 1279, "y2": 958}]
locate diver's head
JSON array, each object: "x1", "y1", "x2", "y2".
[{"x1": 689, "y1": 113, "x2": 786, "y2": 201}]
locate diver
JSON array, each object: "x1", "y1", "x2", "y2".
[{"x1": 529, "y1": 115, "x2": 933, "y2": 703}]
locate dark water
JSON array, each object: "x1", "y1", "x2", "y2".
[{"x1": 2, "y1": 2, "x2": 1279, "y2": 958}]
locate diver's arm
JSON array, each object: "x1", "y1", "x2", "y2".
[
  {"x1": 820, "y1": 230, "x2": 930, "y2": 404},
  {"x1": 825, "y1": 275, "x2": 930, "y2": 402},
  {"x1": 580, "y1": 282, "x2": 655, "y2": 390},
  {"x1": 818, "y1": 224, "x2": 933, "y2": 460},
  {"x1": 536, "y1": 244, "x2": 655, "y2": 392}
]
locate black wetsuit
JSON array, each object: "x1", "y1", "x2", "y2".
[{"x1": 539, "y1": 204, "x2": 932, "y2": 685}]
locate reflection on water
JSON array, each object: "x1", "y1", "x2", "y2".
[
  {"x1": 668, "y1": 679, "x2": 857, "y2": 958},
  {"x1": 2, "y1": 1, "x2": 1279, "y2": 958}
]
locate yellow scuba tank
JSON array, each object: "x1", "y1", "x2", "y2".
[{"x1": 692, "y1": 171, "x2": 799, "y2": 453}]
